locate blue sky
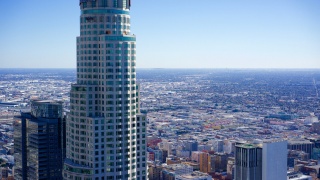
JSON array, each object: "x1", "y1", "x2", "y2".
[{"x1": 0, "y1": 0, "x2": 319, "y2": 68}]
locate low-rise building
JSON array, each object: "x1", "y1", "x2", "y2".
[{"x1": 175, "y1": 171, "x2": 212, "y2": 180}]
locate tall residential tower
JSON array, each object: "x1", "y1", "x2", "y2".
[{"x1": 63, "y1": 0, "x2": 147, "y2": 180}]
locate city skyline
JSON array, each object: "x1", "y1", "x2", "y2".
[{"x1": 0, "y1": 0, "x2": 319, "y2": 69}]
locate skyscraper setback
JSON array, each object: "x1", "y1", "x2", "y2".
[{"x1": 63, "y1": 0, "x2": 147, "y2": 180}]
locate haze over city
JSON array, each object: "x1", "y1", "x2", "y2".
[{"x1": 0, "y1": 0, "x2": 319, "y2": 68}]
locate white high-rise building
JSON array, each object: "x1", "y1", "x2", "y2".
[
  {"x1": 63, "y1": 0, "x2": 147, "y2": 180},
  {"x1": 262, "y1": 140, "x2": 287, "y2": 180}
]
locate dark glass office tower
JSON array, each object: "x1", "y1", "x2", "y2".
[
  {"x1": 14, "y1": 100, "x2": 66, "y2": 180},
  {"x1": 235, "y1": 144, "x2": 262, "y2": 180}
]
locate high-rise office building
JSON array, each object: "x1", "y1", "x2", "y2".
[
  {"x1": 211, "y1": 140, "x2": 224, "y2": 153},
  {"x1": 235, "y1": 140, "x2": 287, "y2": 180},
  {"x1": 199, "y1": 152, "x2": 210, "y2": 173},
  {"x1": 162, "y1": 149, "x2": 168, "y2": 164},
  {"x1": 14, "y1": 100, "x2": 65, "y2": 180},
  {"x1": 288, "y1": 139, "x2": 315, "y2": 159},
  {"x1": 262, "y1": 140, "x2": 287, "y2": 180},
  {"x1": 185, "y1": 141, "x2": 198, "y2": 152},
  {"x1": 235, "y1": 144, "x2": 262, "y2": 180},
  {"x1": 211, "y1": 153, "x2": 228, "y2": 172},
  {"x1": 63, "y1": 0, "x2": 147, "y2": 180}
]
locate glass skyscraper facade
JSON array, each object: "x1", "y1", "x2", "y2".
[
  {"x1": 235, "y1": 144, "x2": 262, "y2": 180},
  {"x1": 14, "y1": 100, "x2": 65, "y2": 180},
  {"x1": 63, "y1": 0, "x2": 147, "y2": 179}
]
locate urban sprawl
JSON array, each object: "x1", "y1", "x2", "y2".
[{"x1": 0, "y1": 69, "x2": 319, "y2": 180}]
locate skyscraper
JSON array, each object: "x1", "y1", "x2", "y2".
[
  {"x1": 235, "y1": 144, "x2": 262, "y2": 180},
  {"x1": 262, "y1": 140, "x2": 287, "y2": 180},
  {"x1": 14, "y1": 100, "x2": 65, "y2": 180},
  {"x1": 199, "y1": 152, "x2": 210, "y2": 173},
  {"x1": 63, "y1": 0, "x2": 147, "y2": 180},
  {"x1": 235, "y1": 140, "x2": 287, "y2": 180}
]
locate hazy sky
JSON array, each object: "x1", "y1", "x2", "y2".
[{"x1": 0, "y1": 0, "x2": 319, "y2": 68}]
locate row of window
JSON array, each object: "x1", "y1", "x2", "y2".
[
  {"x1": 68, "y1": 126, "x2": 145, "y2": 136},
  {"x1": 69, "y1": 116, "x2": 140, "y2": 124},
  {"x1": 71, "y1": 104, "x2": 138, "y2": 111},
  {"x1": 68, "y1": 122, "x2": 145, "y2": 132},
  {"x1": 80, "y1": 15, "x2": 130, "y2": 24},
  {"x1": 77, "y1": 73, "x2": 135, "y2": 79},
  {"x1": 77, "y1": 68, "x2": 136, "y2": 73},
  {"x1": 80, "y1": 36, "x2": 99, "y2": 41},
  {"x1": 69, "y1": 109, "x2": 136, "y2": 117},
  {"x1": 75, "y1": 85, "x2": 137, "y2": 92},
  {"x1": 76, "y1": 75, "x2": 134, "y2": 81},
  {"x1": 72, "y1": 86, "x2": 136, "y2": 94},
  {"x1": 68, "y1": 139, "x2": 144, "y2": 150},
  {"x1": 78, "y1": 35, "x2": 135, "y2": 42},
  {"x1": 80, "y1": 29, "x2": 129, "y2": 36},
  {"x1": 78, "y1": 49, "x2": 135, "y2": 55},
  {"x1": 69, "y1": 115, "x2": 143, "y2": 125},
  {"x1": 71, "y1": 98, "x2": 136, "y2": 106},
  {"x1": 78, "y1": 43, "x2": 135, "y2": 49},
  {"x1": 77, "y1": 55, "x2": 136, "y2": 61},
  {"x1": 69, "y1": 147, "x2": 145, "y2": 161},
  {"x1": 72, "y1": 92, "x2": 136, "y2": 99},
  {"x1": 68, "y1": 135, "x2": 145, "y2": 146},
  {"x1": 67, "y1": 125, "x2": 145, "y2": 136},
  {"x1": 75, "y1": 81, "x2": 136, "y2": 87},
  {"x1": 81, "y1": 23, "x2": 130, "y2": 30}
]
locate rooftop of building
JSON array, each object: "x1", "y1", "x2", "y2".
[
  {"x1": 31, "y1": 100, "x2": 63, "y2": 105},
  {"x1": 235, "y1": 143, "x2": 259, "y2": 149},
  {"x1": 288, "y1": 139, "x2": 314, "y2": 144},
  {"x1": 176, "y1": 171, "x2": 211, "y2": 179},
  {"x1": 287, "y1": 172, "x2": 312, "y2": 180},
  {"x1": 162, "y1": 163, "x2": 192, "y2": 170}
]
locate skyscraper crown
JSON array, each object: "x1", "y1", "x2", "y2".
[{"x1": 80, "y1": 0, "x2": 131, "y2": 10}]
